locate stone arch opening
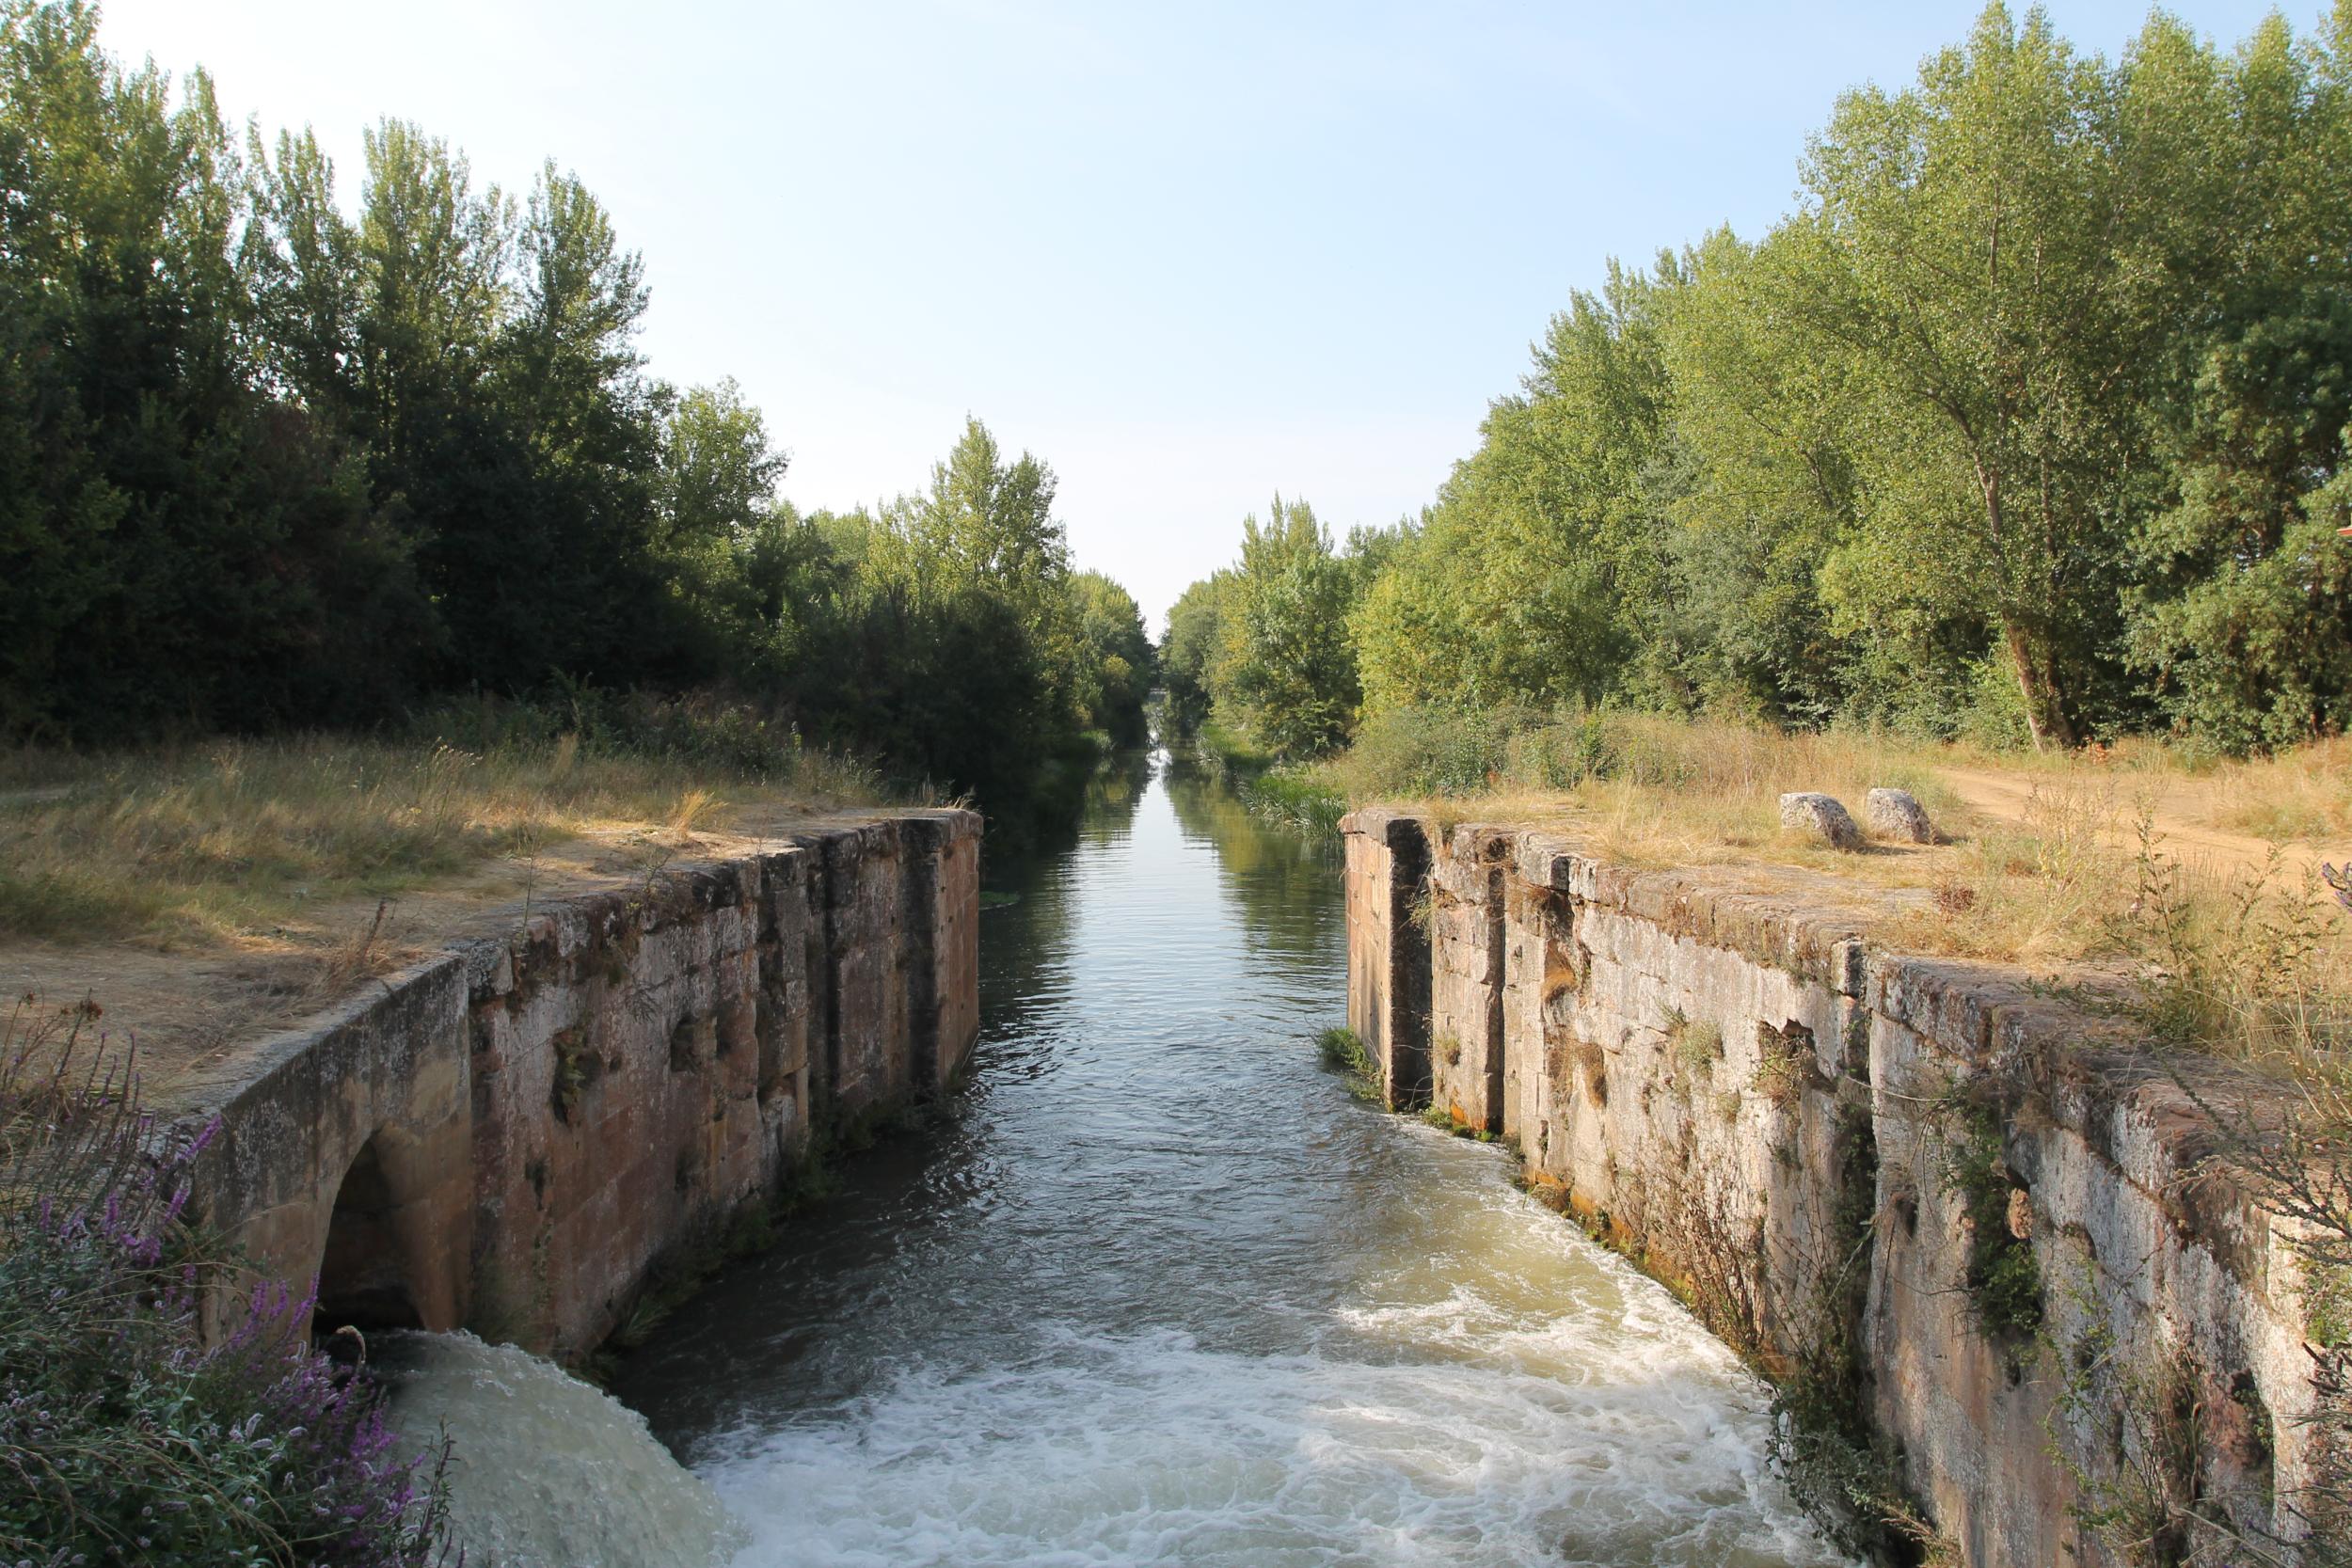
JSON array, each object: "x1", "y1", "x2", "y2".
[{"x1": 313, "y1": 1134, "x2": 424, "y2": 1335}]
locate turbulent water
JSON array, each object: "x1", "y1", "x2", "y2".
[
  {"x1": 584, "y1": 753, "x2": 1851, "y2": 1568},
  {"x1": 378, "y1": 1330, "x2": 742, "y2": 1568}
]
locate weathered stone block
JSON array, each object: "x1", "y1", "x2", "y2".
[
  {"x1": 1778, "y1": 791, "x2": 1862, "y2": 848},
  {"x1": 1866, "y1": 785, "x2": 1937, "y2": 844}
]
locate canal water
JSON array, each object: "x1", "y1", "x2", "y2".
[{"x1": 602, "y1": 752, "x2": 1846, "y2": 1568}]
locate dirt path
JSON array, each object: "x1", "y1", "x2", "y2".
[{"x1": 1935, "y1": 765, "x2": 2352, "y2": 882}]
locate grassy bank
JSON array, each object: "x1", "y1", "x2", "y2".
[
  {"x1": 1264, "y1": 705, "x2": 2352, "y2": 1086},
  {"x1": 1180, "y1": 720, "x2": 1348, "y2": 835},
  {"x1": 0, "y1": 696, "x2": 893, "y2": 949}
]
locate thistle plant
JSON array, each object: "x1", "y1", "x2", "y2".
[{"x1": 0, "y1": 995, "x2": 453, "y2": 1565}]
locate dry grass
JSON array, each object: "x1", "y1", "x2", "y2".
[
  {"x1": 2182, "y1": 736, "x2": 2352, "y2": 843},
  {"x1": 1327, "y1": 712, "x2": 1960, "y2": 862},
  {"x1": 0, "y1": 731, "x2": 886, "y2": 948},
  {"x1": 1873, "y1": 777, "x2": 2134, "y2": 964},
  {"x1": 1324, "y1": 711, "x2": 2352, "y2": 1047}
]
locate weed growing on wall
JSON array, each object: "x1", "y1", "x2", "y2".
[
  {"x1": 1405, "y1": 884, "x2": 1438, "y2": 937},
  {"x1": 2308, "y1": 1261, "x2": 2352, "y2": 1352},
  {"x1": 1314, "y1": 1026, "x2": 1382, "y2": 1102},
  {"x1": 1662, "y1": 1007, "x2": 1723, "y2": 1095},
  {"x1": 2311, "y1": 1343, "x2": 2352, "y2": 1568},
  {"x1": 2047, "y1": 1268, "x2": 2245, "y2": 1568},
  {"x1": 549, "y1": 1027, "x2": 602, "y2": 1124},
  {"x1": 1661, "y1": 1180, "x2": 1766, "y2": 1363},
  {"x1": 1939, "y1": 1094, "x2": 2044, "y2": 1349},
  {"x1": 0, "y1": 997, "x2": 452, "y2": 1565},
  {"x1": 1414, "y1": 1101, "x2": 1496, "y2": 1142},
  {"x1": 1753, "y1": 1022, "x2": 1809, "y2": 1110}
]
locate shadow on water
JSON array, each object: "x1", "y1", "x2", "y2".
[{"x1": 607, "y1": 752, "x2": 1850, "y2": 1568}]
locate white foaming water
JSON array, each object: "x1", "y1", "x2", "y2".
[
  {"x1": 378, "y1": 1330, "x2": 744, "y2": 1568},
  {"x1": 697, "y1": 1141, "x2": 1845, "y2": 1568}
]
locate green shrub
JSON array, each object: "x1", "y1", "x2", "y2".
[
  {"x1": 1315, "y1": 703, "x2": 1654, "y2": 804},
  {"x1": 1242, "y1": 767, "x2": 1348, "y2": 834},
  {"x1": 1338, "y1": 705, "x2": 1524, "y2": 797},
  {"x1": 1941, "y1": 1097, "x2": 2044, "y2": 1345},
  {"x1": 1506, "y1": 710, "x2": 1617, "y2": 790}
]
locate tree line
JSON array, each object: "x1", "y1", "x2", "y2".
[
  {"x1": 1168, "y1": 3, "x2": 2352, "y2": 760},
  {"x1": 0, "y1": 0, "x2": 1152, "y2": 807}
]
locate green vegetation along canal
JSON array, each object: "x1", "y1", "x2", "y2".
[{"x1": 610, "y1": 753, "x2": 1848, "y2": 1567}]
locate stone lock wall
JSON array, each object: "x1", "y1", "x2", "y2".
[
  {"x1": 1343, "y1": 810, "x2": 1432, "y2": 1107},
  {"x1": 186, "y1": 811, "x2": 980, "y2": 1360},
  {"x1": 1343, "y1": 807, "x2": 2328, "y2": 1568}
]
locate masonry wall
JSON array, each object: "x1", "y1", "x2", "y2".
[
  {"x1": 1343, "y1": 806, "x2": 2327, "y2": 1568},
  {"x1": 1343, "y1": 809, "x2": 1432, "y2": 1107},
  {"x1": 187, "y1": 810, "x2": 981, "y2": 1360}
]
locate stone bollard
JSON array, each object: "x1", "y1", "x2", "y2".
[
  {"x1": 1865, "y1": 787, "x2": 1937, "y2": 844},
  {"x1": 1778, "y1": 792, "x2": 1862, "y2": 849}
]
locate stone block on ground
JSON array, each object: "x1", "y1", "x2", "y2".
[
  {"x1": 1866, "y1": 786, "x2": 1937, "y2": 844},
  {"x1": 1778, "y1": 791, "x2": 1862, "y2": 849}
]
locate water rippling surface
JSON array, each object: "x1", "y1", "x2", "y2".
[{"x1": 604, "y1": 753, "x2": 1848, "y2": 1568}]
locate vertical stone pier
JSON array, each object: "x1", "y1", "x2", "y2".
[{"x1": 1342, "y1": 807, "x2": 1432, "y2": 1107}]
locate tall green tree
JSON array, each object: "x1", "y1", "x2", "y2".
[
  {"x1": 1788, "y1": 5, "x2": 2155, "y2": 748},
  {"x1": 777, "y1": 420, "x2": 1101, "y2": 806},
  {"x1": 1067, "y1": 571, "x2": 1154, "y2": 746},
  {"x1": 1649, "y1": 229, "x2": 1868, "y2": 725},
  {"x1": 1183, "y1": 3, "x2": 2352, "y2": 758},
  {"x1": 0, "y1": 1, "x2": 431, "y2": 735},
  {"x1": 0, "y1": 0, "x2": 1159, "y2": 825},
  {"x1": 903, "y1": 417, "x2": 1070, "y2": 636},
  {"x1": 351, "y1": 119, "x2": 510, "y2": 447},
  {"x1": 2119, "y1": 9, "x2": 2352, "y2": 749},
  {"x1": 1352, "y1": 264, "x2": 1669, "y2": 716},
  {"x1": 243, "y1": 127, "x2": 362, "y2": 410},
  {"x1": 1161, "y1": 569, "x2": 1236, "y2": 735},
  {"x1": 1219, "y1": 496, "x2": 1359, "y2": 757}
]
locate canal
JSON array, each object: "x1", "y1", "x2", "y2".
[{"x1": 606, "y1": 752, "x2": 1844, "y2": 1567}]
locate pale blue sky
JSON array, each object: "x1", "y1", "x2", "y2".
[{"x1": 101, "y1": 1, "x2": 2294, "y2": 628}]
